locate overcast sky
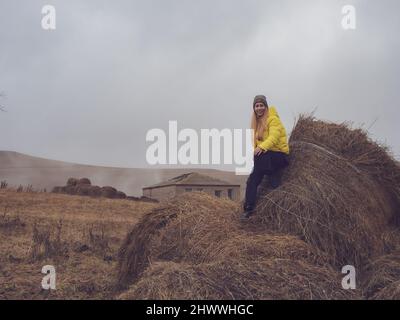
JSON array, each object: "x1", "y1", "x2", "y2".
[{"x1": 1, "y1": 0, "x2": 399, "y2": 169}]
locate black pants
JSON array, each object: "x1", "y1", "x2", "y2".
[{"x1": 244, "y1": 151, "x2": 289, "y2": 211}]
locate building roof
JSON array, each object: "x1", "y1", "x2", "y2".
[{"x1": 143, "y1": 172, "x2": 240, "y2": 190}]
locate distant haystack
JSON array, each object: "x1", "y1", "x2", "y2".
[{"x1": 52, "y1": 178, "x2": 127, "y2": 199}]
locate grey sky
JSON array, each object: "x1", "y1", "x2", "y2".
[{"x1": 1, "y1": 0, "x2": 399, "y2": 169}]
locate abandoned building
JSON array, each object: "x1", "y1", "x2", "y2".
[{"x1": 142, "y1": 172, "x2": 241, "y2": 202}]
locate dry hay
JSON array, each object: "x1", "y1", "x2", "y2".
[
  {"x1": 289, "y1": 115, "x2": 400, "y2": 202},
  {"x1": 362, "y1": 252, "x2": 400, "y2": 299},
  {"x1": 78, "y1": 178, "x2": 91, "y2": 185},
  {"x1": 118, "y1": 257, "x2": 356, "y2": 300},
  {"x1": 116, "y1": 192, "x2": 357, "y2": 299},
  {"x1": 382, "y1": 228, "x2": 400, "y2": 254},
  {"x1": 52, "y1": 178, "x2": 126, "y2": 199},
  {"x1": 116, "y1": 192, "x2": 238, "y2": 288},
  {"x1": 207, "y1": 234, "x2": 332, "y2": 266},
  {"x1": 100, "y1": 186, "x2": 117, "y2": 198},
  {"x1": 249, "y1": 114, "x2": 400, "y2": 267},
  {"x1": 67, "y1": 178, "x2": 79, "y2": 186},
  {"x1": 116, "y1": 114, "x2": 400, "y2": 299}
]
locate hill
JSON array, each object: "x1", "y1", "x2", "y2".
[{"x1": 0, "y1": 151, "x2": 246, "y2": 197}]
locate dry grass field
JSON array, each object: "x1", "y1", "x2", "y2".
[{"x1": 0, "y1": 188, "x2": 157, "y2": 299}]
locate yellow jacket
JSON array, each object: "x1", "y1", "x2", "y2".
[{"x1": 256, "y1": 106, "x2": 290, "y2": 154}]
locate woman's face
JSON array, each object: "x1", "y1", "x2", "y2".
[{"x1": 254, "y1": 102, "x2": 267, "y2": 117}]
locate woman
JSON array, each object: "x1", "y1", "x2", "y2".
[{"x1": 241, "y1": 95, "x2": 290, "y2": 219}]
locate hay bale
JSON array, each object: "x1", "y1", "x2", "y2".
[
  {"x1": 88, "y1": 186, "x2": 102, "y2": 197},
  {"x1": 67, "y1": 178, "x2": 79, "y2": 186},
  {"x1": 116, "y1": 192, "x2": 353, "y2": 300},
  {"x1": 116, "y1": 192, "x2": 238, "y2": 288},
  {"x1": 75, "y1": 185, "x2": 92, "y2": 196},
  {"x1": 370, "y1": 281, "x2": 400, "y2": 299},
  {"x1": 248, "y1": 115, "x2": 400, "y2": 267},
  {"x1": 118, "y1": 257, "x2": 357, "y2": 300},
  {"x1": 362, "y1": 252, "x2": 400, "y2": 299},
  {"x1": 78, "y1": 178, "x2": 91, "y2": 185},
  {"x1": 289, "y1": 114, "x2": 400, "y2": 211},
  {"x1": 101, "y1": 186, "x2": 117, "y2": 198},
  {"x1": 64, "y1": 185, "x2": 77, "y2": 195},
  {"x1": 207, "y1": 233, "x2": 332, "y2": 266},
  {"x1": 382, "y1": 228, "x2": 400, "y2": 254},
  {"x1": 116, "y1": 191, "x2": 127, "y2": 199}
]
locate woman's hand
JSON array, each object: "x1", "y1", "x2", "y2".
[{"x1": 254, "y1": 147, "x2": 264, "y2": 156}]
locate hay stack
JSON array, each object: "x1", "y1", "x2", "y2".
[
  {"x1": 362, "y1": 252, "x2": 400, "y2": 299},
  {"x1": 117, "y1": 192, "x2": 238, "y2": 287},
  {"x1": 289, "y1": 115, "x2": 400, "y2": 203},
  {"x1": 250, "y1": 115, "x2": 400, "y2": 267},
  {"x1": 116, "y1": 114, "x2": 400, "y2": 299},
  {"x1": 116, "y1": 191, "x2": 357, "y2": 299},
  {"x1": 52, "y1": 178, "x2": 128, "y2": 200},
  {"x1": 67, "y1": 178, "x2": 79, "y2": 186},
  {"x1": 118, "y1": 260, "x2": 355, "y2": 300},
  {"x1": 78, "y1": 178, "x2": 91, "y2": 185},
  {"x1": 100, "y1": 186, "x2": 117, "y2": 198}
]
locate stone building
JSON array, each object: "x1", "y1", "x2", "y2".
[{"x1": 142, "y1": 172, "x2": 240, "y2": 202}]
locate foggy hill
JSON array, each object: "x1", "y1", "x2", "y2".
[{"x1": 0, "y1": 151, "x2": 247, "y2": 197}]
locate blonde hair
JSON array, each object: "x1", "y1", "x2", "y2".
[{"x1": 251, "y1": 108, "x2": 269, "y2": 147}]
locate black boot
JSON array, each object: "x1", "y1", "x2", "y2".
[{"x1": 240, "y1": 205, "x2": 255, "y2": 220}]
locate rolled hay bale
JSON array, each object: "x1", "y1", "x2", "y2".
[
  {"x1": 64, "y1": 185, "x2": 77, "y2": 195},
  {"x1": 101, "y1": 186, "x2": 117, "y2": 198},
  {"x1": 249, "y1": 116, "x2": 400, "y2": 268},
  {"x1": 116, "y1": 191, "x2": 127, "y2": 199},
  {"x1": 78, "y1": 178, "x2": 91, "y2": 185},
  {"x1": 207, "y1": 233, "x2": 332, "y2": 267},
  {"x1": 75, "y1": 184, "x2": 92, "y2": 196},
  {"x1": 88, "y1": 185, "x2": 102, "y2": 197},
  {"x1": 117, "y1": 257, "x2": 358, "y2": 300},
  {"x1": 67, "y1": 177, "x2": 79, "y2": 186},
  {"x1": 289, "y1": 114, "x2": 400, "y2": 213},
  {"x1": 371, "y1": 281, "x2": 400, "y2": 299},
  {"x1": 362, "y1": 252, "x2": 400, "y2": 299},
  {"x1": 382, "y1": 228, "x2": 400, "y2": 254},
  {"x1": 116, "y1": 192, "x2": 239, "y2": 288}
]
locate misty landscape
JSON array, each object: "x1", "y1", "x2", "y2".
[{"x1": 1, "y1": 0, "x2": 400, "y2": 304}]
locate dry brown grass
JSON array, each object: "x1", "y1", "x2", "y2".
[{"x1": 0, "y1": 188, "x2": 156, "y2": 299}]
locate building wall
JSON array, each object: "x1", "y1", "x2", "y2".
[
  {"x1": 143, "y1": 185, "x2": 176, "y2": 201},
  {"x1": 144, "y1": 185, "x2": 240, "y2": 202},
  {"x1": 176, "y1": 185, "x2": 240, "y2": 201}
]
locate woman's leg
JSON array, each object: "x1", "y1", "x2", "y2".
[
  {"x1": 267, "y1": 151, "x2": 289, "y2": 189},
  {"x1": 243, "y1": 161, "x2": 266, "y2": 211}
]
